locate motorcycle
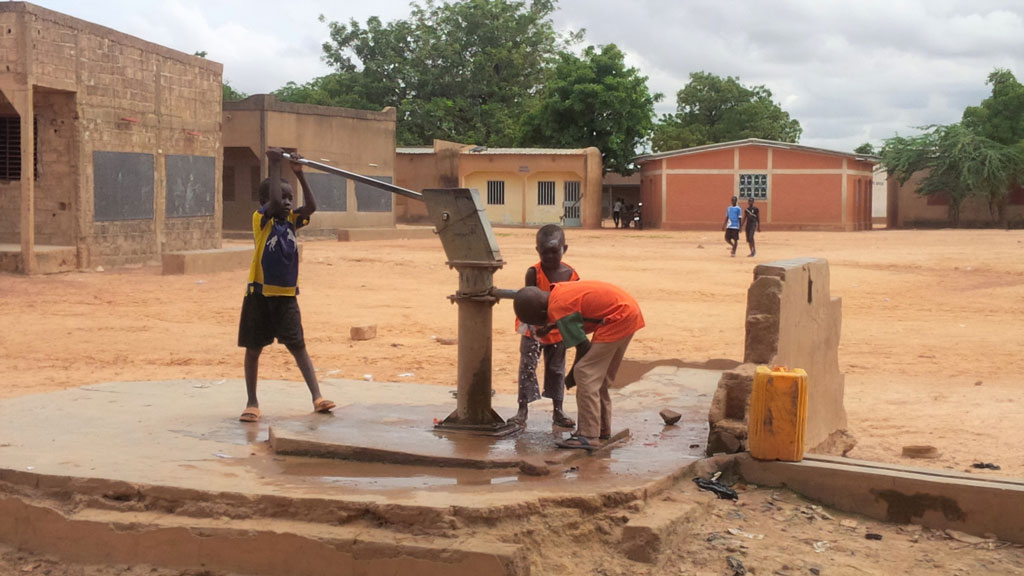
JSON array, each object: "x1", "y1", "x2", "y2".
[{"x1": 631, "y1": 202, "x2": 643, "y2": 230}]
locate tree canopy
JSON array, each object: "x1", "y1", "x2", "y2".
[
  {"x1": 651, "y1": 72, "x2": 801, "y2": 152},
  {"x1": 308, "y1": 0, "x2": 571, "y2": 147},
  {"x1": 517, "y1": 44, "x2": 661, "y2": 174},
  {"x1": 854, "y1": 142, "x2": 875, "y2": 155},
  {"x1": 223, "y1": 82, "x2": 247, "y2": 103},
  {"x1": 881, "y1": 69, "x2": 1024, "y2": 226}
]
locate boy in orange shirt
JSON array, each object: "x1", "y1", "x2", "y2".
[
  {"x1": 510, "y1": 225, "x2": 579, "y2": 428},
  {"x1": 514, "y1": 280, "x2": 644, "y2": 449}
]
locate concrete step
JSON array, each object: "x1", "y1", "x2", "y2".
[
  {"x1": 619, "y1": 496, "x2": 703, "y2": 563},
  {"x1": 0, "y1": 494, "x2": 527, "y2": 576},
  {"x1": 736, "y1": 452, "x2": 1024, "y2": 544}
]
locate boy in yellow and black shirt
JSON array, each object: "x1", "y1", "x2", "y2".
[{"x1": 237, "y1": 149, "x2": 335, "y2": 422}]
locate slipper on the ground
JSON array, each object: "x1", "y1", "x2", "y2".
[
  {"x1": 553, "y1": 414, "x2": 576, "y2": 428},
  {"x1": 313, "y1": 398, "x2": 336, "y2": 413},
  {"x1": 556, "y1": 435, "x2": 600, "y2": 451},
  {"x1": 239, "y1": 406, "x2": 261, "y2": 423},
  {"x1": 507, "y1": 414, "x2": 527, "y2": 427}
]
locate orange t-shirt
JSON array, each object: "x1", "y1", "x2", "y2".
[
  {"x1": 515, "y1": 262, "x2": 579, "y2": 344},
  {"x1": 546, "y1": 280, "x2": 644, "y2": 346}
]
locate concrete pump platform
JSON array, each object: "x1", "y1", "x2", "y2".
[{"x1": 0, "y1": 366, "x2": 721, "y2": 575}]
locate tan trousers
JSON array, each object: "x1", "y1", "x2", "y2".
[{"x1": 572, "y1": 335, "x2": 633, "y2": 439}]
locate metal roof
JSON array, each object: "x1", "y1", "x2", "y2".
[
  {"x1": 634, "y1": 138, "x2": 878, "y2": 164},
  {"x1": 464, "y1": 147, "x2": 587, "y2": 155},
  {"x1": 396, "y1": 145, "x2": 590, "y2": 156}
]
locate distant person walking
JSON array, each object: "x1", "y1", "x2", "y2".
[
  {"x1": 741, "y1": 198, "x2": 761, "y2": 257},
  {"x1": 722, "y1": 196, "x2": 741, "y2": 257},
  {"x1": 612, "y1": 198, "x2": 623, "y2": 229}
]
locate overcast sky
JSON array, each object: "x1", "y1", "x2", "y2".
[{"x1": 34, "y1": 0, "x2": 1024, "y2": 152}]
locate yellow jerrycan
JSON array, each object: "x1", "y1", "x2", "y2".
[{"x1": 748, "y1": 365, "x2": 808, "y2": 462}]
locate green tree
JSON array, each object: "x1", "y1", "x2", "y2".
[
  {"x1": 652, "y1": 72, "x2": 801, "y2": 152},
  {"x1": 316, "y1": 0, "x2": 577, "y2": 146},
  {"x1": 274, "y1": 73, "x2": 376, "y2": 109},
  {"x1": 881, "y1": 124, "x2": 1024, "y2": 226},
  {"x1": 518, "y1": 44, "x2": 661, "y2": 174},
  {"x1": 962, "y1": 68, "x2": 1024, "y2": 146},
  {"x1": 854, "y1": 142, "x2": 875, "y2": 155},
  {"x1": 223, "y1": 82, "x2": 247, "y2": 102}
]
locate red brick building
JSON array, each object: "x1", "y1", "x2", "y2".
[{"x1": 635, "y1": 139, "x2": 876, "y2": 231}]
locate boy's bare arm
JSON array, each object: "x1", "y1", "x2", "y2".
[
  {"x1": 266, "y1": 148, "x2": 285, "y2": 217},
  {"x1": 564, "y1": 339, "x2": 592, "y2": 389},
  {"x1": 291, "y1": 157, "x2": 318, "y2": 217},
  {"x1": 524, "y1": 267, "x2": 538, "y2": 287}
]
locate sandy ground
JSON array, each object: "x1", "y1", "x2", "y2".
[
  {"x1": 2, "y1": 227, "x2": 1021, "y2": 475},
  {"x1": 1, "y1": 226, "x2": 1023, "y2": 574}
]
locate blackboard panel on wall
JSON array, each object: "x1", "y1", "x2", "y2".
[
  {"x1": 305, "y1": 173, "x2": 347, "y2": 212},
  {"x1": 355, "y1": 175, "x2": 393, "y2": 212},
  {"x1": 166, "y1": 155, "x2": 216, "y2": 218},
  {"x1": 93, "y1": 151, "x2": 154, "y2": 222}
]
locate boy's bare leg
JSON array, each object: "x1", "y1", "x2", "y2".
[
  {"x1": 244, "y1": 347, "x2": 262, "y2": 408},
  {"x1": 552, "y1": 399, "x2": 575, "y2": 427},
  {"x1": 286, "y1": 344, "x2": 324, "y2": 403}
]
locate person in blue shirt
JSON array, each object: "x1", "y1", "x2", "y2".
[
  {"x1": 722, "y1": 196, "x2": 742, "y2": 257},
  {"x1": 237, "y1": 148, "x2": 335, "y2": 423}
]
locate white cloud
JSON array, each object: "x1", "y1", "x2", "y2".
[{"x1": 32, "y1": 0, "x2": 1024, "y2": 151}]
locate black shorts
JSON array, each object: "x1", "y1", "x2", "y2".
[
  {"x1": 237, "y1": 294, "x2": 305, "y2": 349},
  {"x1": 745, "y1": 227, "x2": 757, "y2": 242},
  {"x1": 725, "y1": 228, "x2": 740, "y2": 242}
]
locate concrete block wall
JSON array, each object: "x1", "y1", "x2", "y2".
[
  {"x1": 33, "y1": 91, "x2": 76, "y2": 246},
  {"x1": 0, "y1": 3, "x2": 223, "y2": 268}
]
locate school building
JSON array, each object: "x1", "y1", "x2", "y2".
[
  {"x1": 222, "y1": 95, "x2": 398, "y2": 236},
  {"x1": 395, "y1": 140, "x2": 603, "y2": 229},
  {"x1": 886, "y1": 170, "x2": 1024, "y2": 228},
  {"x1": 0, "y1": 2, "x2": 223, "y2": 273},
  {"x1": 635, "y1": 139, "x2": 877, "y2": 231}
]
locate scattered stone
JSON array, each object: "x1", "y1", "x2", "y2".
[
  {"x1": 727, "y1": 527, "x2": 764, "y2": 540},
  {"x1": 901, "y1": 444, "x2": 940, "y2": 459},
  {"x1": 707, "y1": 429, "x2": 742, "y2": 455},
  {"x1": 517, "y1": 459, "x2": 550, "y2": 476},
  {"x1": 974, "y1": 380, "x2": 983, "y2": 386},
  {"x1": 659, "y1": 408, "x2": 682, "y2": 425},
  {"x1": 945, "y1": 529, "x2": 987, "y2": 545},
  {"x1": 812, "y1": 541, "x2": 830, "y2": 553},
  {"x1": 726, "y1": 555, "x2": 746, "y2": 575},
  {"x1": 349, "y1": 325, "x2": 377, "y2": 341},
  {"x1": 436, "y1": 337, "x2": 458, "y2": 346},
  {"x1": 839, "y1": 519, "x2": 858, "y2": 529}
]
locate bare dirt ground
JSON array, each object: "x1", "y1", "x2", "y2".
[{"x1": 1, "y1": 226, "x2": 1023, "y2": 574}]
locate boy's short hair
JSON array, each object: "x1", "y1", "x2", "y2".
[
  {"x1": 536, "y1": 224, "x2": 565, "y2": 245},
  {"x1": 257, "y1": 178, "x2": 291, "y2": 204}
]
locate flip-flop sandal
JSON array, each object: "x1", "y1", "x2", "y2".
[
  {"x1": 556, "y1": 435, "x2": 599, "y2": 451},
  {"x1": 239, "y1": 406, "x2": 261, "y2": 422},
  {"x1": 313, "y1": 398, "x2": 336, "y2": 413},
  {"x1": 553, "y1": 414, "x2": 576, "y2": 428}
]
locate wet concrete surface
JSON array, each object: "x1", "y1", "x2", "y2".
[{"x1": 0, "y1": 367, "x2": 720, "y2": 510}]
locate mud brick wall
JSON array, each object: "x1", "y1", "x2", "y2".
[
  {"x1": 708, "y1": 258, "x2": 854, "y2": 456},
  {"x1": 0, "y1": 3, "x2": 223, "y2": 267}
]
